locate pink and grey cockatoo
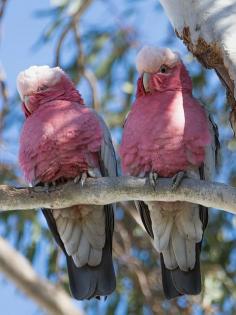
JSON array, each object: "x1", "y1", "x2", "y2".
[
  {"x1": 17, "y1": 65, "x2": 117, "y2": 300},
  {"x1": 119, "y1": 46, "x2": 219, "y2": 299}
]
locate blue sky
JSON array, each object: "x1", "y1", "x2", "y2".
[
  {"x1": 0, "y1": 1, "x2": 55, "y2": 314},
  {"x1": 1, "y1": 0, "x2": 55, "y2": 93}
]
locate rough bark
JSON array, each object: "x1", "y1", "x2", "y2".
[
  {"x1": 0, "y1": 237, "x2": 84, "y2": 315},
  {"x1": 0, "y1": 177, "x2": 236, "y2": 214},
  {"x1": 159, "y1": 0, "x2": 236, "y2": 133}
]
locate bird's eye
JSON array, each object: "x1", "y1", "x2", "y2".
[
  {"x1": 37, "y1": 85, "x2": 48, "y2": 92},
  {"x1": 159, "y1": 65, "x2": 168, "y2": 73}
]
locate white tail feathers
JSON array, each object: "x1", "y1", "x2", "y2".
[
  {"x1": 176, "y1": 206, "x2": 203, "y2": 242},
  {"x1": 148, "y1": 201, "x2": 203, "y2": 271},
  {"x1": 147, "y1": 205, "x2": 174, "y2": 251},
  {"x1": 53, "y1": 205, "x2": 105, "y2": 267}
]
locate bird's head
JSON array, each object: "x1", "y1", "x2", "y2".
[
  {"x1": 17, "y1": 65, "x2": 83, "y2": 117},
  {"x1": 135, "y1": 46, "x2": 192, "y2": 96}
]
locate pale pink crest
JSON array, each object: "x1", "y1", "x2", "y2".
[
  {"x1": 136, "y1": 45, "x2": 179, "y2": 74},
  {"x1": 17, "y1": 65, "x2": 64, "y2": 100}
]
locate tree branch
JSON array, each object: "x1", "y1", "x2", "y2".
[
  {"x1": 54, "y1": 0, "x2": 93, "y2": 66},
  {"x1": 72, "y1": 22, "x2": 100, "y2": 111},
  {"x1": 0, "y1": 66, "x2": 9, "y2": 137},
  {"x1": 0, "y1": 177, "x2": 236, "y2": 213},
  {"x1": 0, "y1": 237, "x2": 84, "y2": 315},
  {"x1": 0, "y1": 0, "x2": 9, "y2": 139}
]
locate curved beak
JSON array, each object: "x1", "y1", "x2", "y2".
[
  {"x1": 22, "y1": 96, "x2": 32, "y2": 117},
  {"x1": 142, "y1": 72, "x2": 150, "y2": 92},
  {"x1": 24, "y1": 96, "x2": 31, "y2": 112}
]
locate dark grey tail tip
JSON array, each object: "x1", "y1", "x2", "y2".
[
  {"x1": 73, "y1": 295, "x2": 109, "y2": 301},
  {"x1": 95, "y1": 295, "x2": 108, "y2": 301},
  {"x1": 164, "y1": 290, "x2": 201, "y2": 300},
  {"x1": 72, "y1": 291, "x2": 114, "y2": 301},
  {"x1": 164, "y1": 293, "x2": 183, "y2": 300},
  {"x1": 163, "y1": 284, "x2": 202, "y2": 300},
  {"x1": 69, "y1": 278, "x2": 116, "y2": 300}
]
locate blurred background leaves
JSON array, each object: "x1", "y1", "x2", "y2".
[{"x1": 0, "y1": 0, "x2": 236, "y2": 314}]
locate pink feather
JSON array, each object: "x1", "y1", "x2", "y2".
[
  {"x1": 120, "y1": 57, "x2": 211, "y2": 177},
  {"x1": 19, "y1": 100, "x2": 102, "y2": 183}
]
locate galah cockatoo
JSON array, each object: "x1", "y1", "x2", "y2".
[
  {"x1": 17, "y1": 66, "x2": 117, "y2": 300},
  {"x1": 120, "y1": 46, "x2": 219, "y2": 299}
]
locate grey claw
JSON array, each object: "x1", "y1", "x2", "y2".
[
  {"x1": 171, "y1": 171, "x2": 186, "y2": 191},
  {"x1": 80, "y1": 172, "x2": 87, "y2": 187},
  {"x1": 74, "y1": 172, "x2": 87, "y2": 187},
  {"x1": 149, "y1": 172, "x2": 159, "y2": 191},
  {"x1": 74, "y1": 175, "x2": 81, "y2": 184},
  {"x1": 44, "y1": 183, "x2": 50, "y2": 194}
]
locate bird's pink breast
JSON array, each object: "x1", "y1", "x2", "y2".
[
  {"x1": 120, "y1": 91, "x2": 211, "y2": 177},
  {"x1": 19, "y1": 101, "x2": 102, "y2": 183}
]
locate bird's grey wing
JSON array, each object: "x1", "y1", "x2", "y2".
[
  {"x1": 203, "y1": 112, "x2": 220, "y2": 181},
  {"x1": 95, "y1": 112, "x2": 118, "y2": 178},
  {"x1": 134, "y1": 201, "x2": 154, "y2": 238},
  {"x1": 95, "y1": 113, "x2": 117, "y2": 296}
]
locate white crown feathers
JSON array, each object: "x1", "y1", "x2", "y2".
[
  {"x1": 17, "y1": 65, "x2": 64, "y2": 100},
  {"x1": 136, "y1": 45, "x2": 180, "y2": 74}
]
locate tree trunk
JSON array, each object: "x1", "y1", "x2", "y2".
[{"x1": 159, "y1": 0, "x2": 236, "y2": 133}]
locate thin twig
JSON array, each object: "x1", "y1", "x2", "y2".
[
  {"x1": 54, "y1": 0, "x2": 93, "y2": 66},
  {"x1": 72, "y1": 22, "x2": 100, "y2": 110},
  {"x1": 0, "y1": 0, "x2": 7, "y2": 20},
  {"x1": 0, "y1": 0, "x2": 9, "y2": 138},
  {"x1": 83, "y1": 68, "x2": 100, "y2": 110},
  {"x1": 0, "y1": 67, "x2": 9, "y2": 137}
]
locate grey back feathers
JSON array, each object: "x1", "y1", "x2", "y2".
[
  {"x1": 95, "y1": 111, "x2": 118, "y2": 178},
  {"x1": 204, "y1": 112, "x2": 220, "y2": 181}
]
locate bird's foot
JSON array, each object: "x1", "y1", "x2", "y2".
[
  {"x1": 44, "y1": 183, "x2": 50, "y2": 194},
  {"x1": 148, "y1": 172, "x2": 159, "y2": 191},
  {"x1": 171, "y1": 171, "x2": 186, "y2": 191},
  {"x1": 88, "y1": 167, "x2": 102, "y2": 178},
  {"x1": 74, "y1": 172, "x2": 87, "y2": 187}
]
